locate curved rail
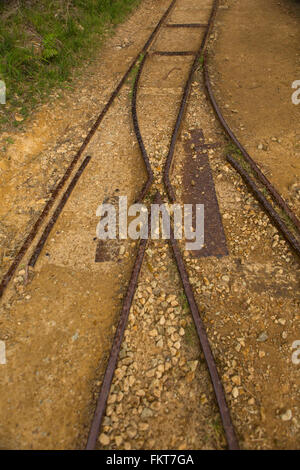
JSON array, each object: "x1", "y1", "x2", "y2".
[
  {"x1": 203, "y1": 54, "x2": 300, "y2": 233},
  {"x1": 163, "y1": 0, "x2": 219, "y2": 201},
  {"x1": 87, "y1": 0, "x2": 239, "y2": 451},
  {"x1": 227, "y1": 155, "x2": 300, "y2": 257},
  {"x1": 132, "y1": 52, "x2": 154, "y2": 202}
]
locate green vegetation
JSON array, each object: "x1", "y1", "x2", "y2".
[
  {"x1": 225, "y1": 142, "x2": 254, "y2": 174},
  {"x1": 224, "y1": 142, "x2": 242, "y2": 158},
  {"x1": 279, "y1": 207, "x2": 295, "y2": 232},
  {"x1": 179, "y1": 290, "x2": 189, "y2": 312},
  {"x1": 184, "y1": 322, "x2": 198, "y2": 346},
  {"x1": 211, "y1": 416, "x2": 226, "y2": 447},
  {"x1": 128, "y1": 52, "x2": 144, "y2": 97},
  {"x1": 0, "y1": 0, "x2": 140, "y2": 127},
  {"x1": 197, "y1": 54, "x2": 204, "y2": 70}
]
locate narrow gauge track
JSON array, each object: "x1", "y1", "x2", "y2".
[
  {"x1": 1, "y1": 0, "x2": 298, "y2": 296},
  {"x1": 86, "y1": 0, "x2": 300, "y2": 451},
  {"x1": 86, "y1": 0, "x2": 299, "y2": 451},
  {"x1": 87, "y1": 0, "x2": 239, "y2": 451},
  {"x1": 0, "y1": 0, "x2": 177, "y2": 298}
]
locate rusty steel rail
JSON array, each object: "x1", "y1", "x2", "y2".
[
  {"x1": 87, "y1": 193, "x2": 239, "y2": 450},
  {"x1": 28, "y1": 156, "x2": 91, "y2": 267},
  {"x1": 166, "y1": 203, "x2": 239, "y2": 450},
  {"x1": 153, "y1": 51, "x2": 196, "y2": 56},
  {"x1": 163, "y1": 0, "x2": 219, "y2": 202},
  {"x1": 86, "y1": 224, "x2": 149, "y2": 450},
  {"x1": 166, "y1": 23, "x2": 208, "y2": 28},
  {"x1": 203, "y1": 55, "x2": 300, "y2": 233},
  {"x1": 87, "y1": 0, "x2": 239, "y2": 451},
  {"x1": 227, "y1": 155, "x2": 300, "y2": 257},
  {"x1": 0, "y1": 0, "x2": 177, "y2": 299},
  {"x1": 132, "y1": 52, "x2": 154, "y2": 202}
]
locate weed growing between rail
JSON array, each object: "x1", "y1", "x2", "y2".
[
  {"x1": 127, "y1": 52, "x2": 144, "y2": 97},
  {"x1": 0, "y1": 0, "x2": 140, "y2": 129}
]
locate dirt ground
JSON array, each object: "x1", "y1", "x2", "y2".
[
  {"x1": 0, "y1": 0, "x2": 299, "y2": 451},
  {"x1": 0, "y1": 0, "x2": 168, "y2": 279}
]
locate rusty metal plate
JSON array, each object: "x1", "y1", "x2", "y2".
[{"x1": 182, "y1": 128, "x2": 228, "y2": 258}]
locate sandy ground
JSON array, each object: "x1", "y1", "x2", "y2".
[{"x1": 0, "y1": 0, "x2": 299, "y2": 451}]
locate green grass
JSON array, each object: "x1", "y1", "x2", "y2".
[
  {"x1": 197, "y1": 54, "x2": 204, "y2": 70},
  {"x1": 211, "y1": 416, "x2": 226, "y2": 447},
  {"x1": 224, "y1": 142, "x2": 242, "y2": 158},
  {"x1": 0, "y1": 0, "x2": 140, "y2": 129},
  {"x1": 184, "y1": 322, "x2": 198, "y2": 347},
  {"x1": 179, "y1": 291, "x2": 189, "y2": 312},
  {"x1": 127, "y1": 52, "x2": 144, "y2": 97}
]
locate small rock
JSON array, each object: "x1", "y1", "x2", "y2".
[
  {"x1": 72, "y1": 331, "x2": 79, "y2": 342},
  {"x1": 232, "y1": 375, "x2": 241, "y2": 386},
  {"x1": 15, "y1": 113, "x2": 24, "y2": 122},
  {"x1": 258, "y1": 143, "x2": 268, "y2": 151},
  {"x1": 200, "y1": 394, "x2": 208, "y2": 404},
  {"x1": 141, "y1": 407, "x2": 153, "y2": 419},
  {"x1": 139, "y1": 422, "x2": 149, "y2": 431},
  {"x1": 99, "y1": 433, "x2": 110, "y2": 446},
  {"x1": 257, "y1": 332, "x2": 268, "y2": 342},
  {"x1": 149, "y1": 329, "x2": 158, "y2": 337},
  {"x1": 281, "y1": 410, "x2": 292, "y2": 421},
  {"x1": 189, "y1": 360, "x2": 198, "y2": 372},
  {"x1": 103, "y1": 416, "x2": 111, "y2": 426},
  {"x1": 127, "y1": 427, "x2": 137, "y2": 439},
  {"x1": 146, "y1": 368, "x2": 155, "y2": 378},
  {"x1": 128, "y1": 376, "x2": 135, "y2": 387},
  {"x1": 186, "y1": 371, "x2": 195, "y2": 383},
  {"x1": 115, "y1": 435, "x2": 123, "y2": 446}
]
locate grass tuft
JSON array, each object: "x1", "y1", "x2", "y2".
[{"x1": 0, "y1": 0, "x2": 141, "y2": 129}]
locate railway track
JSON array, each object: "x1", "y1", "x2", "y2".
[
  {"x1": 87, "y1": 0, "x2": 239, "y2": 451},
  {"x1": 0, "y1": 0, "x2": 299, "y2": 451},
  {"x1": 86, "y1": 0, "x2": 299, "y2": 451},
  {"x1": 0, "y1": 0, "x2": 177, "y2": 298}
]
